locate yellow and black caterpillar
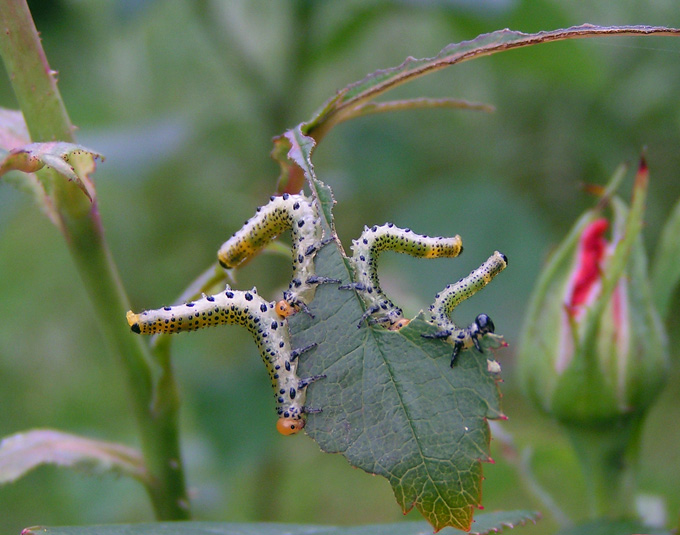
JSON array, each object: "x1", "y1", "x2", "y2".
[
  {"x1": 127, "y1": 286, "x2": 323, "y2": 435},
  {"x1": 340, "y1": 223, "x2": 507, "y2": 363},
  {"x1": 217, "y1": 193, "x2": 337, "y2": 317},
  {"x1": 423, "y1": 251, "x2": 508, "y2": 366},
  {"x1": 128, "y1": 196, "x2": 507, "y2": 436},
  {"x1": 341, "y1": 223, "x2": 464, "y2": 329}
]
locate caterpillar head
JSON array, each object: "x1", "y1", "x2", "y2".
[
  {"x1": 126, "y1": 310, "x2": 142, "y2": 334},
  {"x1": 276, "y1": 416, "x2": 305, "y2": 435},
  {"x1": 474, "y1": 314, "x2": 495, "y2": 336}
]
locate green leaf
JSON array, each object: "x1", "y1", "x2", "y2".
[
  {"x1": 556, "y1": 518, "x2": 671, "y2": 535},
  {"x1": 284, "y1": 128, "x2": 505, "y2": 532},
  {"x1": 651, "y1": 193, "x2": 680, "y2": 320},
  {"x1": 304, "y1": 25, "x2": 680, "y2": 141},
  {"x1": 0, "y1": 107, "x2": 62, "y2": 224},
  {"x1": 327, "y1": 97, "x2": 495, "y2": 128},
  {"x1": 22, "y1": 510, "x2": 540, "y2": 535},
  {"x1": 0, "y1": 141, "x2": 103, "y2": 201},
  {"x1": 0, "y1": 106, "x2": 30, "y2": 150},
  {"x1": 0, "y1": 429, "x2": 149, "y2": 485},
  {"x1": 272, "y1": 24, "x2": 680, "y2": 189},
  {"x1": 292, "y1": 245, "x2": 505, "y2": 533}
]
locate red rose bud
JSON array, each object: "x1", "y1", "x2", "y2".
[{"x1": 518, "y1": 162, "x2": 668, "y2": 426}]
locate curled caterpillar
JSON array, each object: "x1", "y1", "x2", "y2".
[
  {"x1": 423, "y1": 251, "x2": 508, "y2": 366},
  {"x1": 341, "y1": 223, "x2": 463, "y2": 329},
  {"x1": 217, "y1": 193, "x2": 337, "y2": 317},
  {"x1": 126, "y1": 286, "x2": 324, "y2": 435}
]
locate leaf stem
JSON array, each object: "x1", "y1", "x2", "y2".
[{"x1": 0, "y1": 0, "x2": 189, "y2": 519}]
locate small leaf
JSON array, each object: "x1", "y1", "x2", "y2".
[
  {"x1": 651, "y1": 193, "x2": 680, "y2": 320},
  {"x1": 0, "y1": 429, "x2": 149, "y2": 485},
  {"x1": 21, "y1": 511, "x2": 540, "y2": 535},
  {"x1": 467, "y1": 510, "x2": 541, "y2": 535},
  {"x1": 336, "y1": 97, "x2": 495, "y2": 125},
  {"x1": 0, "y1": 108, "x2": 62, "y2": 223},
  {"x1": 0, "y1": 141, "x2": 103, "y2": 201},
  {"x1": 0, "y1": 107, "x2": 30, "y2": 151}
]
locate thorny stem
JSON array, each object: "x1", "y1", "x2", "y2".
[{"x1": 0, "y1": 0, "x2": 190, "y2": 519}]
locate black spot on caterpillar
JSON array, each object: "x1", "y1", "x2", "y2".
[
  {"x1": 217, "y1": 193, "x2": 338, "y2": 317},
  {"x1": 341, "y1": 223, "x2": 463, "y2": 329},
  {"x1": 126, "y1": 286, "x2": 324, "y2": 435},
  {"x1": 423, "y1": 251, "x2": 508, "y2": 366}
]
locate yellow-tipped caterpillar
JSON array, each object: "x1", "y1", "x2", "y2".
[
  {"x1": 127, "y1": 286, "x2": 323, "y2": 435},
  {"x1": 342, "y1": 223, "x2": 463, "y2": 329},
  {"x1": 217, "y1": 193, "x2": 337, "y2": 317}
]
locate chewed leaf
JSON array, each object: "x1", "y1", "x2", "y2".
[
  {"x1": 20, "y1": 511, "x2": 540, "y2": 535},
  {"x1": 0, "y1": 429, "x2": 149, "y2": 485},
  {"x1": 282, "y1": 123, "x2": 506, "y2": 532},
  {"x1": 292, "y1": 244, "x2": 505, "y2": 533},
  {"x1": 0, "y1": 141, "x2": 103, "y2": 201}
]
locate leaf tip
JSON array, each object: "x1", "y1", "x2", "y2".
[{"x1": 635, "y1": 151, "x2": 649, "y2": 189}]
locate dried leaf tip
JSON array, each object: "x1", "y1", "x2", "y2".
[{"x1": 635, "y1": 152, "x2": 649, "y2": 189}]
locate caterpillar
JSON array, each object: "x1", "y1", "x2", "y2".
[
  {"x1": 423, "y1": 251, "x2": 508, "y2": 366},
  {"x1": 126, "y1": 286, "x2": 324, "y2": 435},
  {"x1": 341, "y1": 223, "x2": 463, "y2": 329},
  {"x1": 217, "y1": 193, "x2": 337, "y2": 317}
]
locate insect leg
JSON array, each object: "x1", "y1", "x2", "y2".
[
  {"x1": 304, "y1": 236, "x2": 335, "y2": 256},
  {"x1": 471, "y1": 332, "x2": 484, "y2": 353},
  {"x1": 306, "y1": 275, "x2": 341, "y2": 285},
  {"x1": 450, "y1": 340, "x2": 464, "y2": 367},
  {"x1": 290, "y1": 343, "x2": 318, "y2": 362},
  {"x1": 339, "y1": 281, "x2": 368, "y2": 291},
  {"x1": 421, "y1": 330, "x2": 453, "y2": 340},
  {"x1": 298, "y1": 374, "x2": 326, "y2": 388},
  {"x1": 357, "y1": 304, "x2": 381, "y2": 328}
]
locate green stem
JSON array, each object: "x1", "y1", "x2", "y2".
[
  {"x1": 564, "y1": 417, "x2": 642, "y2": 519},
  {"x1": 0, "y1": 0, "x2": 189, "y2": 519}
]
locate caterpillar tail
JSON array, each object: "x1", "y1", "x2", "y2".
[{"x1": 430, "y1": 251, "x2": 508, "y2": 323}]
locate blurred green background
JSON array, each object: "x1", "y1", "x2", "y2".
[{"x1": 1, "y1": 1, "x2": 680, "y2": 534}]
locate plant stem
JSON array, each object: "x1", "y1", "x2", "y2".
[
  {"x1": 0, "y1": 0, "x2": 190, "y2": 519},
  {"x1": 564, "y1": 417, "x2": 642, "y2": 519}
]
